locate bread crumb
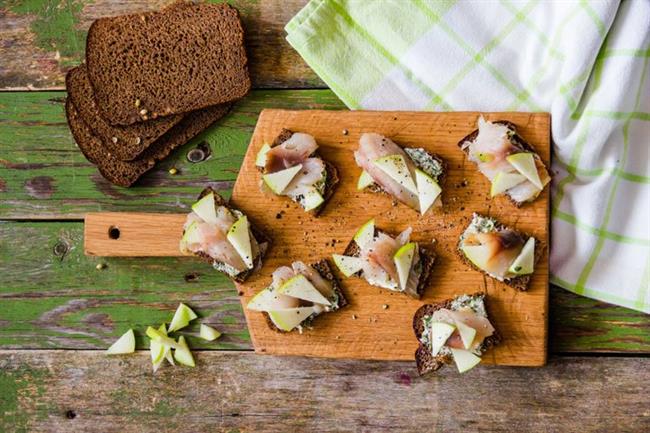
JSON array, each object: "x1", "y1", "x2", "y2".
[
  {"x1": 96, "y1": 263, "x2": 106, "y2": 270},
  {"x1": 139, "y1": 109, "x2": 148, "y2": 116},
  {"x1": 134, "y1": 137, "x2": 141, "y2": 145},
  {"x1": 134, "y1": 99, "x2": 141, "y2": 108},
  {"x1": 382, "y1": 304, "x2": 389, "y2": 310},
  {"x1": 111, "y1": 136, "x2": 118, "y2": 144},
  {"x1": 168, "y1": 167, "x2": 178, "y2": 175},
  {"x1": 352, "y1": 314, "x2": 357, "y2": 320},
  {"x1": 342, "y1": 129, "x2": 348, "y2": 135}
]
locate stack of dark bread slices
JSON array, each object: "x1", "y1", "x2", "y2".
[{"x1": 65, "y1": 2, "x2": 251, "y2": 187}]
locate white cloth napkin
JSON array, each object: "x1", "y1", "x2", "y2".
[{"x1": 286, "y1": 0, "x2": 650, "y2": 312}]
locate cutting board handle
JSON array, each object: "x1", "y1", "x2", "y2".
[{"x1": 84, "y1": 212, "x2": 187, "y2": 257}]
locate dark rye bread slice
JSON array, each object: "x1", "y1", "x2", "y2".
[
  {"x1": 262, "y1": 259, "x2": 348, "y2": 333},
  {"x1": 412, "y1": 292, "x2": 501, "y2": 376},
  {"x1": 66, "y1": 65, "x2": 184, "y2": 161},
  {"x1": 458, "y1": 120, "x2": 547, "y2": 207},
  {"x1": 262, "y1": 128, "x2": 339, "y2": 217},
  {"x1": 457, "y1": 214, "x2": 545, "y2": 291},
  {"x1": 342, "y1": 229, "x2": 435, "y2": 299},
  {"x1": 188, "y1": 187, "x2": 271, "y2": 284},
  {"x1": 86, "y1": 2, "x2": 250, "y2": 126},
  {"x1": 66, "y1": 99, "x2": 229, "y2": 187}
]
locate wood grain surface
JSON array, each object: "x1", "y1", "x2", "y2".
[
  {"x1": 1, "y1": 1, "x2": 649, "y2": 431},
  {"x1": 0, "y1": 0, "x2": 319, "y2": 90},
  {"x1": 1, "y1": 92, "x2": 646, "y2": 355},
  {"x1": 1, "y1": 351, "x2": 649, "y2": 433},
  {"x1": 229, "y1": 109, "x2": 551, "y2": 364},
  {"x1": 1, "y1": 221, "x2": 648, "y2": 353},
  {"x1": 0, "y1": 90, "x2": 345, "y2": 220}
]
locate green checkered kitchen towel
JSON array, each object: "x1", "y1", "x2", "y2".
[{"x1": 286, "y1": 0, "x2": 650, "y2": 313}]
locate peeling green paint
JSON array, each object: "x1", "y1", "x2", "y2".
[
  {"x1": 4, "y1": 0, "x2": 92, "y2": 67},
  {"x1": 0, "y1": 365, "x2": 47, "y2": 433}
]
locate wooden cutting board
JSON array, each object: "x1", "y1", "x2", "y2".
[{"x1": 85, "y1": 109, "x2": 550, "y2": 366}]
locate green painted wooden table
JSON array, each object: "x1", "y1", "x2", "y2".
[{"x1": 0, "y1": 1, "x2": 648, "y2": 432}]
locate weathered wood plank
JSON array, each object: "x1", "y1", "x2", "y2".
[
  {"x1": 1, "y1": 221, "x2": 649, "y2": 353},
  {"x1": 0, "y1": 90, "x2": 345, "y2": 220},
  {"x1": 0, "y1": 220, "x2": 250, "y2": 350},
  {"x1": 1, "y1": 351, "x2": 649, "y2": 433},
  {"x1": 0, "y1": 0, "x2": 322, "y2": 90}
]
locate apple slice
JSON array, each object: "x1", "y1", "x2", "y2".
[
  {"x1": 475, "y1": 152, "x2": 494, "y2": 163},
  {"x1": 415, "y1": 169, "x2": 442, "y2": 214},
  {"x1": 255, "y1": 143, "x2": 271, "y2": 167},
  {"x1": 429, "y1": 322, "x2": 456, "y2": 356},
  {"x1": 158, "y1": 323, "x2": 174, "y2": 366},
  {"x1": 168, "y1": 303, "x2": 198, "y2": 332},
  {"x1": 179, "y1": 221, "x2": 201, "y2": 254},
  {"x1": 263, "y1": 164, "x2": 303, "y2": 195},
  {"x1": 150, "y1": 323, "x2": 170, "y2": 371},
  {"x1": 373, "y1": 155, "x2": 418, "y2": 195},
  {"x1": 301, "y1": 188, "x2": 324, "y2": 212},
  {"x1": 146, "y1": 326, "x2": 183, "y2": 350},
  {"x1": 506, "y1": 153, "x2": 543, "y2": 189},
  {"x1": 200, "y1": 324, "x2": 222, "y2": 341},
  {"x1": 267, "y1": 307, "x2": 315, "y2": 332},
  {"x1": 173, "y1": 335, "x2": 195, "y2": 367},
  {"x1": 277, "y1": 274, "x2": 331, "y2": 306},
  {"x1": 357, "y1": 170, "x2": 375, "y2": 190},
  {"x1": 460, "y1": 244, "x2": 491, "y2": 271},
  {"x1": 490, "y1": 171, "x2": 526, "y2": 197},
  {"x1": 106, "y1": 329, "x2": 135, "y2": 355},
  {"x1": 394, "y1": 242, "x2": 416, "y2": 290},
  {"x1": 227, "y1": 216, "x2": 254, "y2": 269},
  {"x1": 332, "y1": 254, "x2": 365, "y2": 277},
  {"x1": 247, "y1": 288, "x2": 299, "y2": 311},
  {"x1": 191, "y1": 192, "x2": 217, "y2": 224},
  {"x1": 247, "y1": 288, "x2": 277, "y2": 311},
  {"x1": 455, "y1": 321, "x2": 477, "y2": 350},
  {"x1": 353, "y1": 219, "x2": 375, "y2": 249},
  {"x1": 450, "y1": 348, "x2": 482, "y2": 373},
  {"x1": 508, "y1": 237, "x2": 535, "y2": 275}
]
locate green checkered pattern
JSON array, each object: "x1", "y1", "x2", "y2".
[{"x1": 286, "y1": 0, "x2": 650, "y2": 312}]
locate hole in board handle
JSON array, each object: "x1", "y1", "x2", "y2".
[{"x1": 108, "y1": 226, "x2": 120, "y2": 240}]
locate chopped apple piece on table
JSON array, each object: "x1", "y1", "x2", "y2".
[
  {"x1": 173, "y1": 336, "x2": 195, "y2": 367},
  {"x1": 200, "y1": 324, "x2": 222, "y2": 341},
  {"x1": 168, "y1": 303, "x2": 198, "y2": 332},
  {"x1": 106, "y1": 329, "x2": 135, "y2": 355}
]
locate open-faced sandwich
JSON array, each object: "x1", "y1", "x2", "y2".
[
  {"x1": 413, "y1": 293, "x2": 500, "y2": 375},
  {"x1": 355, "y1": 133, "x2": 445, "y2": 215},
  {"x1": 458, "y1": 213, "x2": 543, "y2": 290},
  {"x1": 179, "y1": 187, "x2": 270, "y2": 282},
  {"x1": 459, "y1": 117, "x2": 551, "y2": 205},
  {"x1": 256, "y1": 129, "x2": 339, "y2": 215},
  {"x1": 332, "y1": 219, "x2": 435, "y2": 299},
  {"x1": 246, "y1": 260, "x2": 346, "y2": 332}
]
